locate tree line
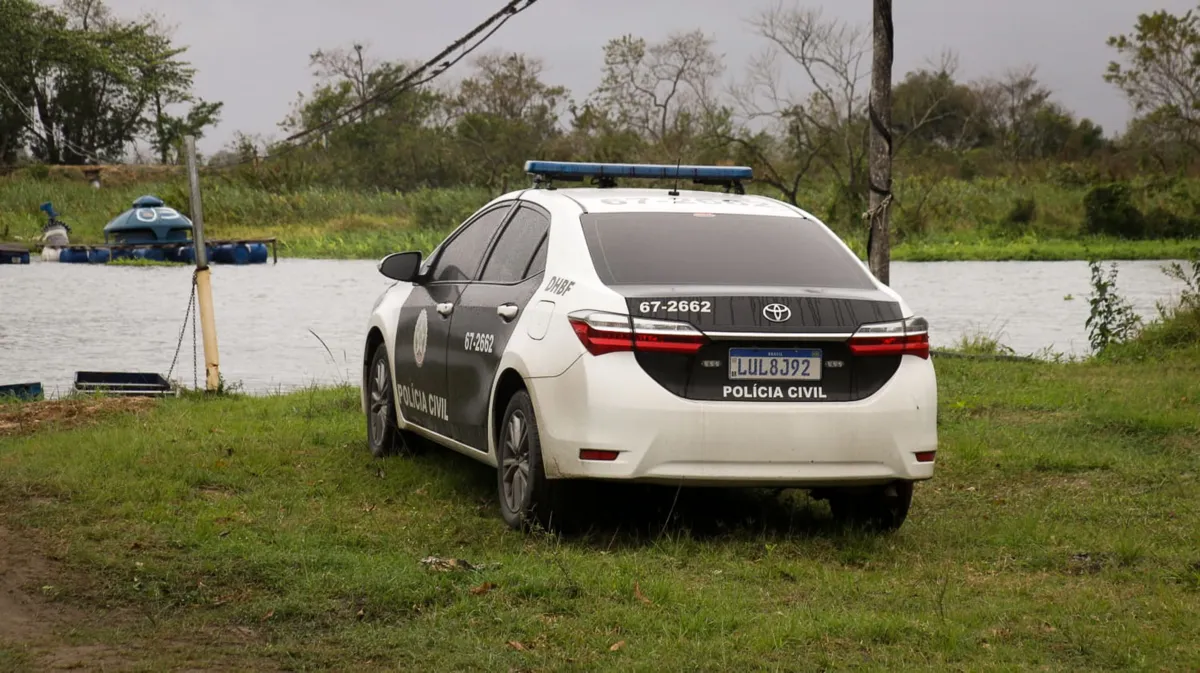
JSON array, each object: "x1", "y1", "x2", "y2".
[
  {"x1": 211, "y1": 4, "x2": 1200, "y2": 218},
  {"x1": 4, "y1": 0, "x2": 1200, "y2": 225}
]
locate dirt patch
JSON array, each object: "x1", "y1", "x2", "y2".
[
  {"x1": 1, "y1": 520, "x2": 278, "y2": 671},
  {"x1": 0, "y1": 524, "x2": 63, "y2": 643},
  {"x1": 0, "y1": 397, "x2": 156, "y2": 438}
]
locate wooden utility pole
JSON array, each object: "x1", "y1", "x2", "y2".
[
  {"x1": 867, "y1": 0, "x2": 894, "y2": 285},
  {"x1": 184, "y1": 136, "x2": 221, "y2": 391}
]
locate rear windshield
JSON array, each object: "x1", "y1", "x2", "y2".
[{"x1": 580, "y1": 212, "x2": 876, "y2": 289}]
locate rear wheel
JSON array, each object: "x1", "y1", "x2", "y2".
[
  {"x1": 496, "y1": 390, "x2": 569, "y2": 531},
  {"x1": 366, "y1": 343, "x2": 417, "y2": 458},
  {"x1": 826, "y1": 481, "x2": 914, "y2": 532}
]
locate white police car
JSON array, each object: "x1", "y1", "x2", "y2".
[{"x1": 363, "y1": 161, "x2": 937, "y2": 531}]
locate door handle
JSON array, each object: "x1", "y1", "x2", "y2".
[
  {"x1": 497, "y1": 303, "x2": 519, "y2": 322},
  {"x1": 436, "y1": 302, "x2": 454, "y2": 316}
]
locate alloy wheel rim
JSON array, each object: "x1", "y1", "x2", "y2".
[
  {"x1": 369, "y1": 358, "x2": 390, "y2": 443},
  {"x1": 501, "y1": 410, "x2": 531, "y2": 513}
]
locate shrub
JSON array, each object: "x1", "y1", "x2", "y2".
[
  {"x1": 1046, "y1": 163, "x2": 1099, "y2": 189},
  {"x1": 403, "y1": 187, "x2": 491, "y2": 230},
  {"x1": 1083, "y1": 182, "x2": 1145, "y2": 238},
  {"x1": 1144, "y1": 207, "x2": 1200, "y2": 239},
  {"x1": 1005, "y1": 197, "x2": 1037, "y2": 227}
]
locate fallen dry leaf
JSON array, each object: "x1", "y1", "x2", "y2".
[
  {"x1": 261, "y1": 609, "x2": 274, "y2": 622},
  {"x1": 634, "y1": 582, "x2": 652, "y2": 605},
  {"x1": 507, "y1": 641, "x2": 526, "y2": 651},
  {"x1": 609, "y1": 640, "x2": 626, "y2": 651},
  {"x1": 420, "y1": 556, "x2": 477, "y2": 572},
  {"x1": 470, "y1": 582, "x2": 497, "y2": 595}
]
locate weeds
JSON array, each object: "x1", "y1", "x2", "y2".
[{"x1": 1086, "y1": 261, "x2": 1142, "y2": 354}]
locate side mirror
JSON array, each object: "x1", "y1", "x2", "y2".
[{"x1": 378, "y1": 251, "x2": 423, "y2": 282}]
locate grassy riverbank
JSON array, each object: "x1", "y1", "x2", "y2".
[
  {"x1": 2, "y1": 172, "x2": 1199, "y2": 262},
  {"x1": 2, "y1": 326, "x2": 1198, "y2": 670}
]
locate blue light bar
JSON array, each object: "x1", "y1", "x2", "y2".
[{"x1": 524, "y1": 161, "x2": 753, "y2": 182}]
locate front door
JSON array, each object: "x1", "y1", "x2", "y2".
[
  {"x1": 447, "y1": 204, "x2": 550, "y2": 451},
  {"x1": 391, "y1": 202, "x2": 515, "y2": 438},
  {"x1": 392, "y1": 283, "x2": 458, "y2": 437}
]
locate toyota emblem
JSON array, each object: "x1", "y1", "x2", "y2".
[{"x1": 762, "y1": 303, "x2": 791, "y2": 323}]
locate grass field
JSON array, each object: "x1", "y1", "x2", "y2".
[
  {"x1": 2, "y1": 172, "x2": 1199, "y2": 262},
  {"x1": 2, "y1": 332, "x2": 1198, "y2": 670}
]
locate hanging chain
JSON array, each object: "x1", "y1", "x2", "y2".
[
  {"x1": 192, "y1": 271, "x2": 198, "y2": 390},
  {"x1": 167, "y1": 270, "x2": 199, "y2": 389}
]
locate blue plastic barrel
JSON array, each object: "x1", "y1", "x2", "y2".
[
  {"x1": 172, "y1": 245, "x2": 196, "y2": 264},
  {"x1": 0, "y1": 249, "x2": 30, "y2": 264},
  {"x1": 59, "y1": 247, "x2": 89, "y2": 263},
  {"x1": 87, "y1": 248, "x2": 110, "y2": 264},
  {"x1": 110, "y1": 248, "x2": 133, "y2": 261},
  {"x1": 247, "y1": 243, "x2": 269, "y2": 264},
  {"x1": 212, "y1": 243, "x2": 250, "y2": 264},
  {"x1": 133, "y1": 248, "x2": 166, "y2": 261}
]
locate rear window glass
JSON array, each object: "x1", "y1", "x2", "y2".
[{"x1": 580, "y1": 212, "x2": 876, "y2": 289}]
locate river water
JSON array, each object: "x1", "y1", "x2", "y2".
[{"x1": 0, "y1": 259, "x2": 1187, "y2": 398}]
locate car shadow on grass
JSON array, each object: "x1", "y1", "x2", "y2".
[{"x1": 407, "y1": 447, "x2": 883, "y2": 548}]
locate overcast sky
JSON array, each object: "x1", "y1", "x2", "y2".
[{"x1": 104, "y1": 0, "x2": 1193, "y2": 155}]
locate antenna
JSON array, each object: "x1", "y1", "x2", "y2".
[{"x1": 668, "y1": 157, "x2": 682, "y2": 196}]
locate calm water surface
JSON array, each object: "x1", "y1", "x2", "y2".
[{"x1": 0, "y1": 259, "x2": 1186, "y2": 397}]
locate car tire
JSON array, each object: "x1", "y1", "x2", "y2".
[
  {"x1": 827, "y1": 481, "x2": 914, "y2": 532},
  {"x1": 496, "y1": 389, "x2": 569, "y2": 531},
  {"x1": 366, "y1": 342, "x2": 417, "y2": 458}
]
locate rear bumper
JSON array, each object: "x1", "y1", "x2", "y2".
[{"x1": 528, "y1": 352, "x2": 937, "y2": 487}]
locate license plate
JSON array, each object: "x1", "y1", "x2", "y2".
[{"x1": 728, "y1": 348, "x2": 822, "y2": 381}]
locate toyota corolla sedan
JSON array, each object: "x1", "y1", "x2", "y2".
[{"x1": 362, "y1": 161, "x2": 937, "y2": 532}]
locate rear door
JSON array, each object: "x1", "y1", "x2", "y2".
[
  {"x1": 579, "y1": 211, "x2": 905, "y2": 403},
  {"x1": 392, "y1": 202, "x2": 514, "y2": 437},
  {"x1": 446, "y1": 204, "x2": 550, "y2": 451}
]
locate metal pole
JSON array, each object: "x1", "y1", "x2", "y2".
[{"x1": 185, "y1": 136, "x2": 221, "y2": 392}]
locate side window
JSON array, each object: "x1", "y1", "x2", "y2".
[
  {"x1": 524, "y1": 235, "x2": 548, "y2": 278},
  {"x1": 430, "y1": 206, "x2": 511, "y2": 282},
  {"x1": 479, "y1": 206, "x2": 550, "y2": 283}
]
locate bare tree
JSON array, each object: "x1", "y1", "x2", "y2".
[
  {"x1": 730, "y1": 6, "x2": 871, "y2": 206},
  {"x1": 867, "y1": 0, "x2": 893, "y2": 284},
  {"x1": 977, "y1": 65, "x2": 1053, "y2": 161},
  {"x1": 593, "y1": 30, "x2": 724, "y2": 154}
]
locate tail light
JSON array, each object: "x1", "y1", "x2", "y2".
[
  {"x1": 567, "y1": 310, "x2": 706, "y2": 355},
  {"x1": 848, "y1": 316, "x2": 930, "y2": 359}
]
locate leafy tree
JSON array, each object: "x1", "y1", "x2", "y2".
[
  {"x1": 1106, "y1": 6, "x2": 1200, "y2": 153},
  {"x1": 892, "y1": 59, "x2": 992, "y2": 153},
  {"x1": 0, "y1": 0, "x2": 42, "y2": 163},
  {"x1": 449, "y1": 52, "x2": 567, "y2": 188},
  {"x1": 0, "y1": 0, "x2": 219, "y2": 165}
]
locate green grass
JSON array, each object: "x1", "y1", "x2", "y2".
[
  {"x1": 2, "y1": 341, "x2": 1199, "y2": 670},
  {"x1": 3, "y1": 171, "x2": 1200, "y2": 261}
]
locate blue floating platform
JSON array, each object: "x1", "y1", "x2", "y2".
[
  {"x1": 0, "y1": 243, "x2": 30, "y2": 265},
  {"x1": 0, "y1": 382, "x2": 44, "y2": 401},
  {"x1": 47, "y1": 238, "x2": 276, "y2": 265}
]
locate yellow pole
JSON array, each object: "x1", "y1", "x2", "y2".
[
  {"x1": 194, "y1": 267, "x2": 220, "y2": 390},
  {"x1": 185, "y1": 135, "x2": 221, "y2": 391}
]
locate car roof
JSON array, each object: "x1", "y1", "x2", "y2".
[{"x1": 505, "y1": 187, "x2": 805, "y2": 218}]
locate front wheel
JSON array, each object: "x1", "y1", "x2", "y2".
[
  {"x1": 496, "y1": 390, "x2": 569, "y2": 531},
  {"x1": 366, "y1": 343, "x2": 418, "y2": 458}
]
